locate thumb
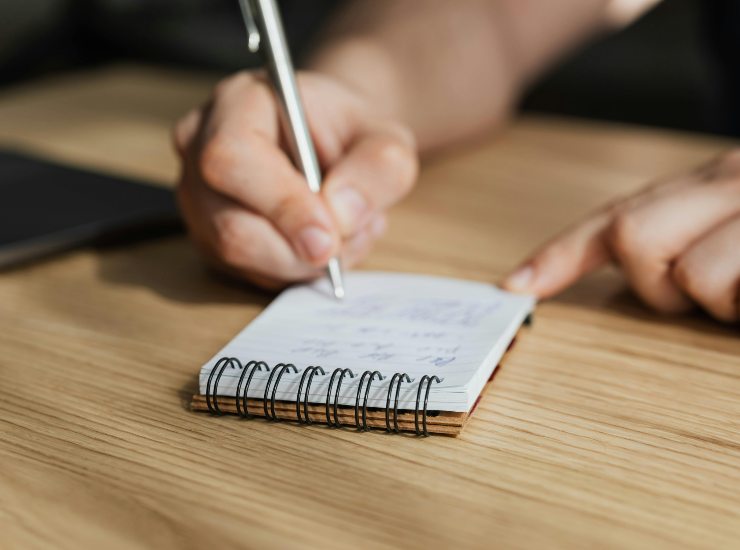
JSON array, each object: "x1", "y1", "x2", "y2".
[
  {"x1": 322, "y1": 122, "x2": 418, "y2": 237},
  {"x1": 502, "y1": 214, "x2": 612, "y2": 298}
]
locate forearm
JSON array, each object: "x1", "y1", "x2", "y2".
[{"x1": 308, "y1": 0, "x2": 613, "y2": 153}]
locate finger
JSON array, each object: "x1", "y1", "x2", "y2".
[
  {"x1": 173, "y1": 108, "x2": 203, "y2": 158},
  {"x1": 178, "y1": 174, "x2": 324, "y2": 283},
  {"x1": 500, "y1": 173, "x2": 696, "y2": 297},
  {"x1": 502, "y1": 212, "x2": 613, "y2": 297},
  {"x1": 197, "y1": 116, "x2": 340, "y2": 267},
  {"x1": 197, "y1": 73, "x2": 345, "y2": 266},
  {"x1": 204, "y1": 71, "x2": 280, "y2": 140},
  {"x1": 296, "y1": 72, "x2": 363, "y2": 169},
  {"x1": 210, "y1": 213, "x2": 387, "y2": 290},
  {"x1": 605, "y1": 179, "x2": 740, "y2": 312},
  {"x1": 322, "y1": 123, "x2": 417, "y2": 236},
  {"x1": 203, "y1": 210, "x2": 386, "y2": 289},
  {"x1": 672, "y1": 214, "x2": 740, "y2": 322},
  {"x1": 208, "y1": 206, "x2": 325, "y2": 282},
  {"x1": 504, "y1": 169, "x2": 740, "y2": 308}
]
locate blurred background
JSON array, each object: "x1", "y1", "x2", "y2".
[{"x1": 0, "y1": 0, "x2": 737, "y2": 137}]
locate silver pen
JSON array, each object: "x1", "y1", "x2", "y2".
[{"x1": 238, "y1": 0, "x2": 345, "y2": 300}]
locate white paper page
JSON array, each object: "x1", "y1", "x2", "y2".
[{"x1": 199, "y1": 272, "x2": 534, "y2": 412}]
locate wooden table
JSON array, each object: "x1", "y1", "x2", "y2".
[{"x1": 1, "y1": 66, "x2": 738, "y2": 550}]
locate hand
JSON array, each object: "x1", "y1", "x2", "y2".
[
  {"x1": 503, "y1": 151, "x2": 740, "y2": 323},
  {"x1": 173, "y1": 71, "x2": 417, "y2": 289}
]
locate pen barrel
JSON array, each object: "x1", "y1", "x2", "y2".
[
  {"x1": 249, "y1": 0, "x2": 344, "y2": 298},
  {"x1": 251, "y1": 0, "x2": 323, "y2": 194}
]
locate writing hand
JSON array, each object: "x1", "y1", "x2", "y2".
[{"x1": 173, "y1": 71, "x2": 417, "y2": 289}]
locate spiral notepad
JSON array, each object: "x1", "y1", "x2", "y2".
[{"x1": 191, "y1": 272, "x2": 534, "y2": 436}]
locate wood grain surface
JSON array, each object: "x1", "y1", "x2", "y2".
[{"x1": 0, "y1": 66, "x2": 738, "y2": 550}]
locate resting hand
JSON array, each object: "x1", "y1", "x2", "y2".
[
  {"x1": 173, "y1": 71, "x2": 417, "y2": 289},
  {"x1": 504, "y1": 151, "x2": 740, "y2": 323}
]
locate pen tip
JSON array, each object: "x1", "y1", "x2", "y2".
[
  {"x1": 326, "y1": 256, "x2": 345, "y2": 301},
  {"x1": 333, "y1": 285, "x2": 345, "y2": 301}
]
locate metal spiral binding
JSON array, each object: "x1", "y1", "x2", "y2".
[
  {"x1": 235, "y1": 360, "x2": 269, "y2": 418},
  {"x1": 385, "y1": 373, "x2": 412, "y2": 432},
  {"x1": 206, "y1": 357, "x2": 242, "y2": 415},
  {"x1": 325, "y1": 368, "x2": 355, "y2": 427},
  {"x1": 354, "y1": 371, "x2": 385, "y2": 431},
  {"x1": 295, "y1": 366, "x2": 326, "y2": 424},
  {"x1": 263, "y1": 363, "x2": 298, "y2": 420},
  {"x1": 204, "y1": 359, "x2": 444, "y2": 435},
  {"x1": 414, "y1": 375, "x2": 442, "y2": 436}
]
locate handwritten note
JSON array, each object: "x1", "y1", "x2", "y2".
[{"x1": 199, "y1": 272, "x2": 534, "y2": 411}]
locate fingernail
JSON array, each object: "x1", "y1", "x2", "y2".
[
  {"x1": 504, "y1": 265, "x2": 534, "y2": 292},
  {"x1": 329, "y1": 187, "x2": 367, "y2": 233},
  {"x1": 297, "y1": 226, "x2": 333, "y2": 261}
]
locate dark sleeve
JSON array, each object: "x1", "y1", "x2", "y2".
[
  {"x1": 0, "y1": 0, "x2": 74, "y2": 83},
  {"x1": 84, "y1": 0, "x2": 342, "y2": 72},
  {"x1": 700, "y1": 0, "x2": 740, "y2": 136},
  {"x1": 0, "y1": 0, "x2": 343, "y2": 82}
]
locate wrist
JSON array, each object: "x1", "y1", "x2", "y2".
[{"x1": 306, "y1": 36, "x2": 406, "y2": 122}]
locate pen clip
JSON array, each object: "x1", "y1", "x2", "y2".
[{"x1": 238, "y1": 0, "x2": 261, "y2": 53}]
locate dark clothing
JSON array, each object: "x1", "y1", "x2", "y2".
[
  {"x1": 0, "y1": 0, "x2": 737, "y2": 136},
  {"x1": 0, "y1": 1, "x2": 339, "y2": 79},
  {"x1": 522, "y1": 0, "x2": 740, "y2": 137},
  {"x1": 701, "y1": 0, "x2": 740, "y2": 136}
]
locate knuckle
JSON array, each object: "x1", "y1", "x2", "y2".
[
  {"x1": 537, "y1": 241, "x2": 568, "y2": 265},
  {"x1": 213, "y1": 71, "x2": 253, "y2": 99},
  {"x1": 703, "y1": 149, "x2": 740, "y2": 185},
  {"x1": 211, "y1": 80, "x2": 232, "y2": 101},
  {"x1": 173, "y1": 110, "x2": 197, "y2": 153},
  {"x1": 719, "y1": 149, "x2": 740, "y2": 172},
  {"x1": 717, "y1": 177, "x2": 740, "y2": 197},
  {"x1": 718, "y1": 172, "x2": 740, "y2": 194},
  {"x1": 673, "y1": 256, "x2": 738, "y2": 321},
  {"x1": 270, "y1": 193, "x2": 310, "y2": 228},
  {"x1": 607, "y1": 211, "x2": 642, "y2": 260},
  {"x1": 296, "y1": 72, "x2": 321, "y2": 89},
  {"x1": 199, "y1": 133, "x2": 235, "y2": 191},
  {"x1": 527, "y1": 239, "x2": 573, "y2": 277},
  {"x1": 672, "y1": 256, "x2": 704, "y2": 299},
  {"x1": 377, "y1": 139, "x2": 419, "y2": 195},
  {"x1": 671, "y1": 256, "x2": 721, "y2": 309}
]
